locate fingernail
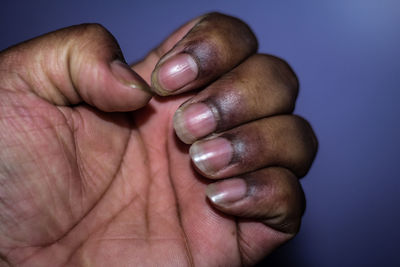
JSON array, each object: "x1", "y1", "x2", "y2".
[
  {"x1": 155, "y1": 53, "x2": 198, "y2": 93},
  {"x1": 190, "y1": 137, "x2": 233, "y2": 175},
  {"x1": 174, "y1": 102, "x2": 217, "y2": 144},
  {"x1": 206, "y1": 178, "x2": 247, "y2": 206},
  {"x1": 111, "y1": 60, "x2": 151, "y2": 93}
]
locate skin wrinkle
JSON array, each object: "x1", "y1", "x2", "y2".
[
  {"x1": 165, "y1": 113, "x2": 195, "y2": 267},
  {"x1": 1, "y1": 103, "x2": 79, "y2": 246},
  {"x1": 0, "y1": 254, "x2": 11, "y2": 266},
  {"x1": 235, "y1": 218, "x2": 245, "y2": 267},
  {"x1": 1, "y1": 125, "x2": 66, "y2": 245},
  {"x1": 0, "y1": 198, "x2": 21, "y2": 244},
  {"x1": 237, "y1": 223, "x2": 258, "y2": 266},
  {"x1": 134, "y1": 104, "x2": 175, "y2": 241},
  {"x1": 75, "y1": 124, "x2": 98, "y2": 193},
  {"x1": 5, "y1": 245, "x2": 41, "y2": 266},
  {"x1": 38, "y1": 155, "x2": 60, "y2": 240},
  {"x1": 27, "y1": 56, "x2": 56, "y2": 105},
  {"x1": 41, "y1": 50, "x2": 70, "y2": 106},
  {"x1": 59, "y1": 127, "x2": 78, "y2": 223},
  {"x1": 239, "y1": 168, "x2": 303, "y2": 235},
  {"x1": 51, "y1": 111, "x2": 83, "y2": 226},
  {"x1": 97, "y1": 236, "x2": 184, "y2": 242},
  {"x1": 71, "y1": 109, "x2": 88, "y2": 217},
  {"x1": 62, "y1": 126, "x2": 134, "y2": 265},
  {"x1": 37, "y1": 115, "x2": 77, "y2": 232},
  {"x1": 64, "y1": 192, "x2": 139, "y2": 266},
  {"x1": 65, "y1": 119, "x2": 191, "y2": 265},
  {"x1": 68, "y1": 103, "x2": 193, "y2": 264},
  {"x1": 13, "y1": 107, "x2": 131, "y2": 264},
  {"x1": 135, "y1": 121, "x2": 152, "y2": 238},
  {"x1": 65, "y1": 43, "x2": 82, "y2": 106}
]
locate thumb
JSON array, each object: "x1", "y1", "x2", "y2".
[{"x1": 0, "y1": 24, "x2": 151, "y2": 112}]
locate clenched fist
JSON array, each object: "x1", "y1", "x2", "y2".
[{"x1": 0, "y1": 13, "x2": 317, "y2": 266}]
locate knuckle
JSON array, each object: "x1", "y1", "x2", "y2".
[
  {"x1": 254, "y1": 55, "x2": 299, "y2": 95},
  {"x1": 78, "y1": 23, "x2": 109, "y2": 36},
  {"x1": 203, "y1": 12, "x2": 252, "y2": 31},
  {"x1": 288, "y1": 115, "x2": 312, "y2": 133},
  {"x1": 271, "y1": 172, "x2": 293, "y2": 212},
  {"x1": 270, "y1": 169, "x2": 305, "y2": 230},
  {"x1": 195, "y1": 12, "x2": 258, "y2": 51},
  {"x1": 288, "y1": 114, "x2": 308, "y2": 126},
  {"x1": 66, "y1": 23, "x2": 120, "y2": 58},
  {"x1": 286, "y1": 115, "x2": 318, "y2": 176},
  {"x1": 246, "y1": 168, "x2": 304, "y2": 234},
  {"x1": 291, "y1": 115, "x2": 318, "y2": 150},
  {"x1": 69, "y1": 23, "x2": 115, "y2": 45},
  {"x1": 269, "y1": 55, "x2": 299, "y2": 93},
  {"x1": 245, "y1": 54, "x2": 299, "y2": 110}
]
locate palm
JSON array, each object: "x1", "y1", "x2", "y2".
[{"x1": 0, "y1": 87, "x2": 271, "y2": 266}]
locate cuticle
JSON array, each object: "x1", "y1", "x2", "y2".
[
  {"x1": 245, "y1": 183, "x2": 256, "y2": 198},
  {"x1": 220, "y1": 133, "x2": 243, "y2": 166},
  {"x1": 203, "y1": 98, "x2": 221, "y2": 130},
  {"x1": 180, "y1": 51, "x2": 201, "y2": 84}
]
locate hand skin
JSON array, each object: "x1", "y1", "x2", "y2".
[{"x1": 0, "y1": 13, "x2": 317, "y2": 267}]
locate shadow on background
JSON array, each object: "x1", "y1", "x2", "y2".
[{"x1": 256, "y1": 242, "x2": 299, "y2": 267}]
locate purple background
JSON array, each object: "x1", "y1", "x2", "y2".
[{"x1": 1, "y1": 0, "x2": 400, "y2": 266}]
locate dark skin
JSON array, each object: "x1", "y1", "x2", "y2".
[{"x1": 0, "y1": 13, "x2": 317, "y2": 266}]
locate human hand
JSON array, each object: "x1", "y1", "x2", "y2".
[{"x1": 0, "y1": 13, "x2": 317, "y2": 266}]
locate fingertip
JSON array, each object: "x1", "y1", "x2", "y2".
[
  {"x1": 190, "y1": 137, "x2": 233, "y2": 177},
  {"x1": 110, "y1": 60, "x2": 152, "y2": 95},
  {"x1": 173, "y1": 107, "x2": 196, "y2": 144},
  {"x1": 108, "y1": 60, "x2": 153, "y2": 111},
  {"x1": 149, "y1": 13, "x2": 257, "y2": 97},
  {"x1": 151, "y1": 53, "x2": 199, "y2": 96},
  {"x1": 173, "y1": 101, "x2": 217, "y2": 144},
  {"x1": 206, "y1": 178, "x2": 248, "y2": 207},
  {"x1": 205, "y1": 168, "x2": 305, "y2": 234}
]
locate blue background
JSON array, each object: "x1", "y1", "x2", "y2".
[{"x1": 1, "y1": 0, "x2": 399, "y2": 266}]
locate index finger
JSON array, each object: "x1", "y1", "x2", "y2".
[{"x1": 150, "y1": 12, "x2": 258, "y2": 96}]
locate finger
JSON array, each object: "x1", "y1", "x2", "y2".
[
  {"x1": 189, "y1": 115, "x2": 318, "y2": 179},
  {"x1": 132, "y1": 15, "x2": 204, "y2": 82},
  {"x1": 173, "y1": 54, "x2": 299, "y2": 144},
  {"x1": 0, "y1": 24, "x2": 151, "y2": 112},
  {"x1": 205, "y1": 167, "x2": 305, "y2": 234},
  {"x1": 148, "y1": 12, "x2": 258, "y2": 96}
]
